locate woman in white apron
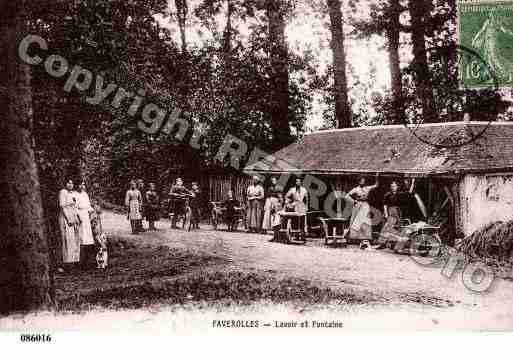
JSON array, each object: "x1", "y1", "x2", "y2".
[
  {"x1": 262, "y1": 177, "x2": 282, "y2": 232},
  {"x1": 125, "y1": 180, "x2": 143, "y2": 234},
  {"x1": 58, "y1": 179, "x2": 80, "y2": 271},
  {"x1": 285, "y1": 177, "x2": 309, "y2": 233},
  {"x1": 346, "y1": 176, "x2": 379, "y2": 242},
  {"x1": 246, "y1": 176, "x2": 265, "y2": 233}
]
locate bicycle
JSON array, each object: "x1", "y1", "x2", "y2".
[
  {"x1": 391, "y1": 220, "x2": 442, "y2": 258},
  {"x1": 169, "y1": 193, "x2": 193, "y2": 232}
]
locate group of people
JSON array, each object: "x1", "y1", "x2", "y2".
[
  {"x1": 58, "y1": 179, "x2": 102, "y2": 272},
  {"x1": 245, "y1": 175, "x2": 309, "y2": 237},
  {"x1": 120, "y1": 173, "x2": 423, "y2": 244},
  {"x1": 242, "y1": 174, "x2": 424, "y2": 244},
  {"x1": 345, "y1": 176, "x2": 425, "y2": 243},
  {"x1": 168, "y1": 178, "x2": 201, "y2": 229},
  {"x1": 125, "y1": 177, "x2": 202, "y2": 234},
  {"x1": 125, "y1": 179, "x2": 161, "y2": 234}
]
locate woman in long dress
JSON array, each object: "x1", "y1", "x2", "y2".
[
  {"x1": 125, "y1": 180, "x2": 142, "y2": 234},
  {"x1": 286, "y1": 177, "x2": 308, "y2": 215},
  {"x1": 136, "y1": 179, "x2": 146, "y2": 232},
  {"x1": 145, "y1": 182, "x2": 160, "y2": 231},
  {"x1": 246, "y1": 176, "x2": 265, "y2": 233},
  {"x1": 58, "y1": 179, "x2": 81, "y2": 271},
  {"x1": 76, "y1": 181, "x2": 95, "y2": 268},
  {"x1": 378, "y1": 181, "x2": 403, "y2": 247},
  {"x1": 346, "y1": 175, "x2": 379, "y2": 242},
  {"x1": 262, "y1": 176, "x2": 282, "y2": 232},
  {"x1": 285, "y1": 177, "x2": 309, "y2": 233}
]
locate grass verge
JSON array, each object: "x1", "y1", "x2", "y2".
[{"x1": 55, "y1": 235, "x2": 375, "y2": 312}]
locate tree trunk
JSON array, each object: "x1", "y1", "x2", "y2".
[
  {"x1": 0, "y1": 1, "x2": 53, "y2": 314},
  {"x1": 223, "y1": 0, "x2": 234, "y2": 70},
  {"x1": 266, "y1": 0, "x2": 292, "y2": 149},
  {"x1": 409, "y1": 0, "x2": 436, "y2": 123},
  {"x1": 175, "y1": 0, "x2": 188, "y2": 53},
  {"x1": 327, "y1": 0, "x2": 351, "y2": 128},
  {"x1": 386, "y1": 0, "x2": 403, "y2": 124}
]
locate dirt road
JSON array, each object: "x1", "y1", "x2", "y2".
[
  {"x1": 103, "y1": 213, "x2": 509, "y2": 301},
  {"x1": 3, "y1": 211, "x2": 513, "y2": 331},
  {"x1": 102, "y1": 212, "x2": 513, "y2": 329}
]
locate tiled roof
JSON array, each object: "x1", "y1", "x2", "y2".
[{"x1": 245, "y1": 122, "x2": 513, "y2": 176}]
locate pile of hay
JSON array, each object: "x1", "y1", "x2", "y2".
[{"x1": 457, "y1": 221, "x2": 513, "y2": 262}]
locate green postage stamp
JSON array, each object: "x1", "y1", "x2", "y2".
[{"x1": 458, "y1": 0, "x2": 513, "y2": 88}]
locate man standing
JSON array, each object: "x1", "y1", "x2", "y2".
[{"x1": 169, "y1": 178, "x2": 190, "y2": 229}]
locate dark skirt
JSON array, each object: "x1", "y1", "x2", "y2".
[
  {"x1": 145, "y1": 206, "x2": 160, "y2": 221},
  {"x1": 378, "y1": 206, "x2": 401, "y2": 244}
]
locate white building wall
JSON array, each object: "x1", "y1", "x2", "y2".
[{"x1": 459, "y1": 173, "x2": 513, "y2": 235}]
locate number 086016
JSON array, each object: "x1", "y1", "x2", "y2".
[{"x1": 20, "y1": 334, "x2": 52, "y2": 343}]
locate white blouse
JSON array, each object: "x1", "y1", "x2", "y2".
[
  {"x1": 247, "y1": 185, "x2": 264, "y2": 201},
  {"x1": 59, "y1": 189, "x2": 76, "y2": 208},
  {"x1": 75, "y1": 191, "x2": 92, "y2": 211}
]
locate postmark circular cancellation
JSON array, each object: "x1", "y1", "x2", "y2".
[
  {"x1": 404, "y1": 0, "x2": 513, "y2": 148},
  {"x1": 403, "y1": 44, "x2": 500, "y2": 149}
]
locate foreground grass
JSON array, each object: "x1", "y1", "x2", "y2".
[
  {"x1": 55, "y1": 235, "x2": 374, "y2": 312},
  {"x1": 59, "y1": 271, "x2": 372, "y2": 312}
]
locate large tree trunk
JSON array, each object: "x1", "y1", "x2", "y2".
[
  {"x1": 409, "y1": 0, "x2": 436, "y2": 123},
  {"x1": 175, "y1": 0, "x2": 188, "y2": 53},
  {"x1": 327, "y1": 0, "x2": 351, "y2": 128},
  {"x1": 386, "y1": 0, "x2": 403, "y2": 124},
  {"x1": 266, "y1": 0, "x2": 292, "y2": 149},
  {"x1": 0, "y1": 1, "x2": 53, "y2": 314}
]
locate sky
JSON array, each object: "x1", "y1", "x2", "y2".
[{"x1": 155, "y1": 0, "x2": 393, "y2": 131}]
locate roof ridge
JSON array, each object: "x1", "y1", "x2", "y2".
[{"x1": 310, "y1": 121, "x2": 513, "y2": 135}]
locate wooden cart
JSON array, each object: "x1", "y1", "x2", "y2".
[
  {"x1": 319, "y1": 217, "x2": 349, "y2": 246},
  {"x1": 276, "y1": 211, "x2": 307, "y2": 244},
  {"x1": 305, "y1": 211, "x2": 324, "y2": 238},
  {"x1": 210, "y1": 201, "x2": 246, "y2": 231}
]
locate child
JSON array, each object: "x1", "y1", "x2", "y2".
[
  {"x1": 223, "y1": 190, "x2": 240, "y2": 232},
  {"x1": 270, "y1": 193, "x2": 284, "y2": 242},
  {"x1": 190, "y1": 182, "x2": 202, "y2": 230},
  {"x1": 169, "y1": 178, "x2": 189, "y2": 229},
  {"x1": 284, "y1": 196, "x2": 296, "y2": 213},
  {"x1": 145, "y1": 183, "x2": 160, "y2": 231},
  {"x1": 90, "y1": 201, "x2": 108, "y2": 269},
  {"x1": 90, "y1": 201, "x2": 103, "y2": 241}
]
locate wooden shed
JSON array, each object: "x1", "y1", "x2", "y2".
[{"x1": 245, "y1": 122, "x2": 513, "y2": 237}]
